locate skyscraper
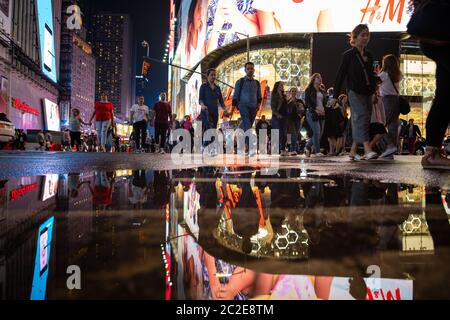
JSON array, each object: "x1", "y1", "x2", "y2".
[
  {"x1": 92, "y1": 14, "x2": 135, "y2": 121},
  {"x1": 60, "y1": 0, "x2": 96, "y2": 126}
]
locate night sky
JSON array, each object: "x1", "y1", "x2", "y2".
[{"x1": 79, "y1": 0, "x2": 170, "y2": 107}]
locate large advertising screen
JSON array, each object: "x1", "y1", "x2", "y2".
[
  {"x1": 174, "y1": 231, "x2": 414, "y2": 300},
  {"x1": 43, "y1": 99, "x2": 60, "y2": 132},
  {"x1": 30, "y1": 217, "x2": 54, "y2": 300},
  {"x1": 185, "y1": 66, "x2": 203, "y2": 120},
  {"x1": 41, "y1": 174, "x2": 59, "y2": 202},
  {"x1": 36, "y1": 0, "x2": 57, "y2": 83},
  {"x1": 177, "y1": 0, "x2": 411, "y2": 72}
]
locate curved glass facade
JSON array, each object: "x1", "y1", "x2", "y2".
[{"x1": 215, "y1": 47, "x2": 311, "y2": 118}]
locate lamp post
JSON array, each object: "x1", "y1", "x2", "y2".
[
  {"x1": 234, "y1": 32, "x2": 250, "y2": 62},
  {"x1": 142, "y1": 40, "x2": 150, "y2": 57}
]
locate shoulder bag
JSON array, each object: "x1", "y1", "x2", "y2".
[{"x1": 389, "y1": 75, "x2": 411, "y2": 115}]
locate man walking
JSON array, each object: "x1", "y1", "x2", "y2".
[
  {"x1": 153, "y1": 92, "x2": 172, "y2": 154},
  {"x1": 130, "y1": 96, "x2": 150, "y2": 153},
  {"x1": 405, "y1": 119, "x2": 422, "y2": 155},
  {"x1": 232, "y1": 62, "x2": 262, "y2": 155},
  {"x1": 199, "y1": 68, "x2": 225, "y2": 155}
]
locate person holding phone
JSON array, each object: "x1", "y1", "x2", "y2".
[
  {"x1": 330, "y1": 24, "x2": 378, "y2": 161},
  {"x1": 304, "y1": 73, "x2": 327, "y2": 158},
  {"x1": 375, "y1": 54, "x2": 403, "y2": 159}
]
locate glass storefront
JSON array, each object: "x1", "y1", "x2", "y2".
[
  {"x1": 216, "y1": 47, "x2": 311, "y2": 118},
  {"x1": 400, "y1": 47, "x2": 437, "y2": 139}
]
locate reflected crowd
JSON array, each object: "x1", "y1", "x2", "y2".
[{"x1": 0, "y1": 167, "x2": 449, "y2": 300}]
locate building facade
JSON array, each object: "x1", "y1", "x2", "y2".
[
  {"x1": 2, "y1": 0, "x2": 62, "y2": 132},
  {"x1": 92, "y1": 14, "x2": 135, "y2": 121},
  {"x1": 170, "y1": 0, "x2": 443, "y2": 138},
  {"x1": 60, "y1": 0, "x2": 96, "y2": 127}
]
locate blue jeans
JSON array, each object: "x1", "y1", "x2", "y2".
[
  {"x1": 271, "y1": 116, "x2": 288, "y2": 152},
  {"x1": 238, "y1": 105, "x2": 257, "y2": 149},
  {"x1": 306, "y1": 111, "x2": 324, "y2": 154},
  {"x1": 96, "y1": 120, "x2": 111, "y2": 146},
  {"x1": 348, "y1": 90, "x2": 372, "y2": 144},
  {"x1": 200, "y1": 110, "x2": 219, "y2": 147}
]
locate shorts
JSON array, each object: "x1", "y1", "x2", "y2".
[{"x1": 369, "y1": 123, "x2": 387, "y2": 139}]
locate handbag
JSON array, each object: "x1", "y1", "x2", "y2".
[
  {"x1": 407, "y1": 0, "x2": 450, "y2": 42},
  {"x1": 389, "y1": 75, "x2": 411, "y2": 115}
]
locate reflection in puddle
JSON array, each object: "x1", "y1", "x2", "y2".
[{"x1": 0, "y1": 167, "x2": 449, "y2": 300}]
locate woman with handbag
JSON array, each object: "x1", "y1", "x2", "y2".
[
  {"x1": 407, "y1": 0, "x2": 450, "y2": 169},
  {"x1": 304, "y1": 73, "x2": 327, "y2": 157},
  {"x1": 330, "y1": 24, "x2": 378, "y2": 161},
  {"x1": 376, "y1": 54, "x2": 403, "y2": 159}
]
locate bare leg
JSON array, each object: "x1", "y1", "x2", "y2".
[{"x1": 369, "y1": 134, "x2": 385, "y2": 150}]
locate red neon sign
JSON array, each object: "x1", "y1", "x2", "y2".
[
  {"x1": 12, "y1": 98, "x2": 40, "y2": 116},
  {"x1": 10, "y1": 183, "x2": 38, "y2": 201}
]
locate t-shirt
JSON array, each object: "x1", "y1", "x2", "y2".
[
  {"x1": 379, "y1": 71, "x2": 402, "y2": 97},
  {"x1": 93, "y1": 186, "x2": 112, "y2": 206},
  {"x1": 130, "y1": 104, "x2": 149, "y2": 123},
  {"x1": 316, "y1": 92, "x2": 325, "y2": 115},
  {"x1": 69, "y1": 116, "x2": 81, "y2": 132},
  {"x1": 95, "y1": 102, "x2": 114, "y2": 121},
  {"x1": 154, "y1": 102, "x2": 172, "y2": 124}
]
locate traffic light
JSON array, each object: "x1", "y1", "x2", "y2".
[{"x1": 142, "y1": 59, "x2": 151, "y2": 77}]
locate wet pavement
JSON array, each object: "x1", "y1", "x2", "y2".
[{"x1": 0, "y1": 153, "x2": 450, "y2": 300}]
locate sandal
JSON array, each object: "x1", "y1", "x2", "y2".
[
  {"x1": 422, "y1": 147, "x2": 450, "y2": 170},
  {"x1": 365, "y1": 151, "x2": 379, "y2": 161}
]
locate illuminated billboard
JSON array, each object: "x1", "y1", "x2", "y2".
[
  {"x1": 43, "y1": 99, "x2": 60, "y2": 132},
  {"x1": 41, "y1": 174, "x2": 59, "y2": 202},
  {"x1": 30, "y1": 217, "x2": 55, "y2": 300},
  {"x1": 36, "y1": 0, "x2": 58, "y2": 83},
  {"x1": 184, "y1": 66, "x2": 203, "y2": 120},
  {"x1": 177, "y1": 0, "x2": 410, "y2": 73}
]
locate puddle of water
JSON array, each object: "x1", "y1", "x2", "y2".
[{"x1": 0, "y1": 167, "x2": 449, "y2": 300}]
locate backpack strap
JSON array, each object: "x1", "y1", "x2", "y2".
[{"x1": 237, "y1": 77, "x2": 245, "y2": 104}]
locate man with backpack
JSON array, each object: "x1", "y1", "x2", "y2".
[{"x1": 232, "y1": 62, "x2": 262, "y2": 155}]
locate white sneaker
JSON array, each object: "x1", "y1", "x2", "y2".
[
  {"x1": 380, "y1": 147, "x2": 397, "y2": 159},
  {"x1": 159, "y1": 149, "x2": 165, "y2": 154},
  {"x1": 365, "y1": 152, "x2": 379, "y2": 160},
  {"x1": 312, "y1": 153, "x2": 325, "y2": 158},
  {"x1": 354, "y1": 154, "x2": 366, "y2": 161},
  {"x1": 289, "y1": 151, "x2": 298, "y2": 156}
]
